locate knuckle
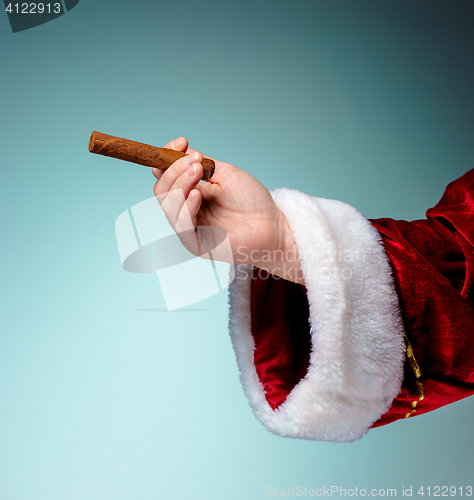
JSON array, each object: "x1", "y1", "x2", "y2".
[
  {"x1": 162, "y1": 159, "x2": 186, "y2": 181},
  {"x1": 175, "y1": 172, "x2": 191, "y2": 189}
]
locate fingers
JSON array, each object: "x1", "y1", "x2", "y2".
[
  {"x1": 184, "y1": 146, "x2": 225, "y2": 184},
  {"x1": 185, "y1": 146, "x2": 214, "y2": 161},
  {"x1": 175, "y1": 188, "x2": 203, "y2": 255},
  {"x1": 156, "y1": 151, "x2": 204, "y2": 195},
  {"x1": 154, "y1": 176, "x2": 203, "y2": 256},
  {"x1": 152, "y1": 137, "x2": 188, "y2": 180},
  {"x1": 152, "y1": 137, "x2": 206, "y2": 251},
  {"x1": 154, "y1": 154, "x2": 204, "y2": 231},
  {"x1": 152, "y1": 138, "x2": 220, "y2": 185},
  {"x1": 164, "y1": 137, "x2": 188, "y2": 152},
  {"x1": 176, "y1": 188, "x2": 202, "y2": 235}
]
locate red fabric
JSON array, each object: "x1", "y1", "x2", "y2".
[
  {"x1": 251, "y1": 269, "x2": 311, "y2": 410},
  {"x1": 250, "y1": 169, "x2": 474, "y2": 424},
  {"x1": 371, "y1": 169, "x2": 474, "y2": 426}
]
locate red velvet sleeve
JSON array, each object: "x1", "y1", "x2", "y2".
[
  {"x1": 370, "y1": 169, "x2": 474, "y2": 427},
  {"x1": 242, "y1": 171, "x2": 474, "y2": 438}
]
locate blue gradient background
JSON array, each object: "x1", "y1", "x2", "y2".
[{"x1": 1, "y1": 1, "x2": 473, "y2": 499}]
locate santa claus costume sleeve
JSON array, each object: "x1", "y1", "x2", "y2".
[{"x1": 228, "y1": 169, "x2": 474, "y2": 442}]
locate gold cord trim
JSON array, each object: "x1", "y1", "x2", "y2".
[{"x1": 402, "y1": 323, "x2": 425, "y2": 418}]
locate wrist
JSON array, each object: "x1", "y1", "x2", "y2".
[
  {"x1": 273, "y1": 211, "x2": 305, "y2": 284},
  {"x1": 249, "y1": 211, "x2": 305, "y2": 285}
]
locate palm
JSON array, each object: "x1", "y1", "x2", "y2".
[{"x1": 195, "y1": 160, "x2": 281, "y2": 260}]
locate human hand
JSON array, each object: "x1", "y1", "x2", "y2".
[{"x1": 153, "y1": 137, "x2": 304, "y2": 284}]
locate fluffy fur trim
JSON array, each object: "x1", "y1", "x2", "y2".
[{"x1": 228, "y1": 189, "x2": 405, "y2": 442}]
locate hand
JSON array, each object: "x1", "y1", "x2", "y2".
[{"x1": 153, "y1": 137, "x2": 304, "y2": 284}]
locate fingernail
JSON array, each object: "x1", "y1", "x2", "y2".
[
  {"x1": 184, "y1": 152, "x2": 199, "y2": 167},
  {"x1": 187, "y1": 190, "x2": 195, "y2": 203},
  {"x1": 186, "y1": 164, "x2": 197, "y2": 177}
]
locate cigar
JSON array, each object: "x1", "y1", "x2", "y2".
[{"x1": 88, "y1": 131, "x2": 215, "y2": 181}]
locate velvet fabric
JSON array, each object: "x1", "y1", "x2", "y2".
[
  {"x1": 250, "y1": 270, "x2": 311, "y2": 411},
  {"x1": 249, "y1": 169, "x2": 474, "y2": 426}
]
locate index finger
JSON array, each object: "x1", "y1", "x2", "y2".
[
  {"x1": 164, "y1": 137, "x2": 188, "y2": 152},
  {"x1": 152, "y1": 137, "x2": 189, "y2": 180},
  {"x1": 185, "y1": 146, "x2": 215, "y2": 162}
]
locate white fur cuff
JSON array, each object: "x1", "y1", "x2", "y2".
[{"x1": 228, "y1": 189, "x2": 405, "y2": 442}]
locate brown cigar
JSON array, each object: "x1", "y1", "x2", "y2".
[{"x1": 88, "y1": 131, "x2": 215, "y2": 181}]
